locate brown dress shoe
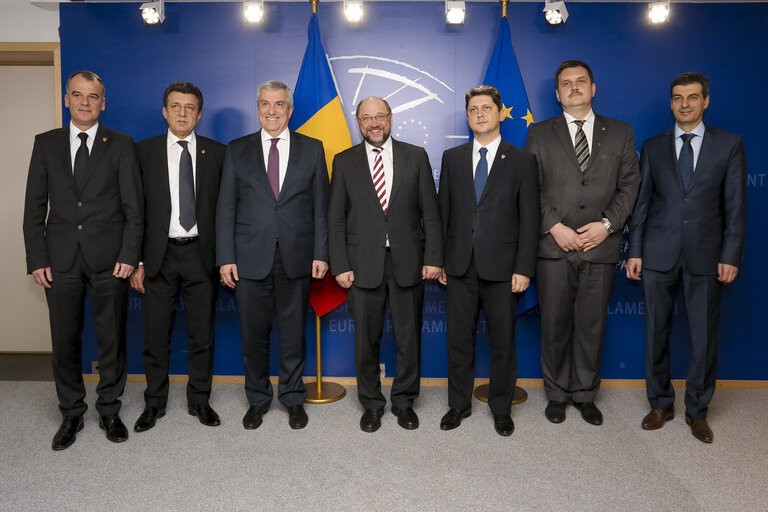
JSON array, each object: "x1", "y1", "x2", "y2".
[
  {"x1": 685, "y1": 414, "x2": 713, "y2": 443},
  {"x1": 641, "y1": 406, "x2": 674, "y2": 430}
]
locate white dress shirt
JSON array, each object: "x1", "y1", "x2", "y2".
[
  {"x1": 69, "y1": 122, "x2": 98, "y2": 173},
  {"x1": 472, "y1": 135, "x2": 501, "y2": 178},
  {"x1": 674, "y1": 121, "x2": 706, "y2": 170},
  {"x1": 261, "y1": 128, "x2": 290, "y2": 192},
  {"x1": 563, "y1": 109, "x2": 596, "y2": 154},
  {"x1": 167, "y1": 130, "x2": 199, "y2": 237},
  {"x1": 365, "y1": 137, "x2": 394, "y2": 246}
]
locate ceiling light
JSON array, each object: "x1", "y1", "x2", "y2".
[
  {"x1": 543, "y1": 1, "x2": 568, "y2": 25},
  {"x1": 244, "y1": 1, "x2": 264, "y2": 23},
  {"x1": 140, "y1": 1, "x2": 165, "y2": 25},
  {"x1": 648, "y1": 1, "x2": 670, "y2": 24},
  {"x1": 344, "y1": 0, "x2": 364, "y2": 23},
  {"x1": 445, "y1": 1, "x2": 466, "y2": 25}
]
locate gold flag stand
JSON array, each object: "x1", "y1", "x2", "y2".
[
  {"x1": 473, "y1": 384, "x2": 528, "y2": 405},
  {"x1": 305, "y1": 314, "x2": 346, "y2": 404}
]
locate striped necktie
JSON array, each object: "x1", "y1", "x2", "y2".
[
  {"x1": 573, "y1": 120, "x2": 590, "y2": 173},
  {"x1": 372, "y1": 148, "x2": 387, "y2": 213}
]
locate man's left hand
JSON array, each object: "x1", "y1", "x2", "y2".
[
  {"x1": 718, "y1": 263, "x2": 739, "y2": 283},
  {"x1": 577, "y1": 222, "x2": 609, "y2": 252},
  {"x1": 422, "y1": 265, "x2": 442, "y2": 280},
  {"x1": 312, "y1": 260, "x2": 329, "y2": 279},
  {"x1": 113, "y1": 262, "x2": 135, "y2": 279},
  {"x1": 511, "y1": 274, "x2": 530, "y2": 293}
]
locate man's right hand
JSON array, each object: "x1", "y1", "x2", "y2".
[
  {"x1": 31, "y1": 267, "x2": 53, "y2": 289},
  {"x1": 550, "y1": 222, "x2": 585, "y2": 253},
  {"x1": 220, "y1": 264, "x2": 239, "y2": 288},
  {"x1": 626, "y1": 258, "x2": 642, "y2": 280},
  {"x1": 335, "y1": 271, "x2": 355, "y2": 289},
  {"x1": 129, "y1": 265, "x2": 145, "y2": 293}
]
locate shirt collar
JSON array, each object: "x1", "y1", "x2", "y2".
[
  {"x1": 473, "y1": 134, "x2": 501, "y2": 154},
  {"x1": 167, "y1": 130, "x2": 196, "y2": 148},
  {"x1": 674, "y1": 122, "x2": 705, "y2": 140},
  {"x1": 364, "y1": 136, "x2": 393, "y2": 155},
  {"x1": 563, "y1": 109, "x2": 595, "y2": 125},
  {"x1": 69, "y1": 121, "x2": 99, "y2": 144},
  {"x1": 262, "y1": 128, "x2": 290, "y2": 143}
]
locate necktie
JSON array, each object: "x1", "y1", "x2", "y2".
[
  {"x1": 178, "y1": 140, "x2": 196, "y2": 231},
  {"x1": 573, "y1": 120, "x2": 590, "y2": 173},
  {"x1": 74, "y1": 132, "x2": 89, "y2": 188},
  {"x1": 679, "y1": 133, "x2": 695, "y2": 192},
  {"x1": 372, "y1": 148, "x2": 387, "y2": 213},
  {"x1": 475, "y1": 147, "x2": 488, "y2": 203},
  {"x1": 268, "y1": 138, "x2": 280, "y2": 199}
]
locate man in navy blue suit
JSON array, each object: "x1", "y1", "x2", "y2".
[{"x1": 627, "y1": 72, "x2": 747, "y2": 443}]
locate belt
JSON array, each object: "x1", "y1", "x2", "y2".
[{"x1": 168, "y1": 236, "x2": 199, "y2": 246}]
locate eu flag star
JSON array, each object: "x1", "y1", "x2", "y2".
[
  {"x1": 521, "y1": 109, "x2": 535, "y2": 127},
  {"x1": 500, "y1": 103, "x2": 514, "y2": 121}
]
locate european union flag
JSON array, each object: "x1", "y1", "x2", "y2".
[{"x1": 290, "y1": 13, "x2": 352, "y2": 316}]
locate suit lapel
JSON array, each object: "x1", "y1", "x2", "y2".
[
  {"x1": 250, "y1": 130, "x2": 275, "y2": 202},
  {"x1": 355, "y1": 143, "x2": 386, "y2": 216},
  {"x1": 460, "y1": 143, "x2": 476, "y2": 203},
  {"x1": 480, "y1": 140, "x2": 509, "y2": 204},
  {"x1": 689, "y1": 126, "x2": 714, "y2": 191},
  {"x1": 61, "y1": 128, "x2": 77, "y2": 192},
  {"x1": 156, "y1": 137, "x2": 172, "y2": 207},
  {"x1": 553, "y1": 116, "x2": 581, "y2": 172},
  {"x1": 195, "y1": 136, "x2": 208, "y2": 204},
  {"x1": 587, "y1": 115, "x2": 607, "y2": 173},
  {"x1": 666, "y1": 129, "x2": 685, "y2": 193},
  {"x1": 280, "y1": 131, "x2": 302, "y2": 201},
  {"x1": 76, "y1": 125, "x2": 109, "y2": 193},
  {"x1": 389, "y1": 139, "x2": 405, "y2": 210}
]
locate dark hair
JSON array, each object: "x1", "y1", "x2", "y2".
[
  {"x1": 355, "y1": 97, "x2": 392, "y2": 118},
  {"x1": 670, "y1": 72, "x2": 709, "y2": 99},
  {"x1": 554, "y1": 60, "x2": 594, "y2": 88},
  {"x1": 465, "y1": 85, "x2": 502, "y2": 111},
  {"x1": 66, "y1": 70, "x2": 105, "y2": 96},
  {"x1": 163, "y1": 81, "x2": 203, "y2": 111}
]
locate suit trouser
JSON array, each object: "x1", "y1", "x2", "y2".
[
  {"x1": 643, "y1": 262, "x2": 722, "y2": 419},
  {"x1": 348, "y1": 250, "x2": 424, "y2": 410},
  {"x1": 445, "y1": 257, "x2": 519, "y2": 415},
  {"x1": 235, "y1": 245, "x2": 309, "y2": 408},
  {"x1": 45, "y1": 249, "x2": 128, "y2": 417},
  {"x1": 142, "y1": 240, "x2": 217, "y2": 408},
  {"x1": 537, "y1": 255, "x2": 615, "y2": 403}
]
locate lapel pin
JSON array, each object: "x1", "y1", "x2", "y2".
[
  {"x1": 601, "y1": 127, "x2": 606, "y2": 131},
  {"x1": 501, "y1": 154, "x2": 506, "y2": 159},
  {"x1": 102, "y1": 137, "x2": 108, "y2": 142},
  {"x1": 201, "y1": 149, "x2": 206, "y2": 154}
]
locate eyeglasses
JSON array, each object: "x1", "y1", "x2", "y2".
[
  {"x1": 167, "y1": 103, "x2": 199, "y2": 113},
  {"x1": 357, "y1": 113, "x2": 391, "y2": 125}
]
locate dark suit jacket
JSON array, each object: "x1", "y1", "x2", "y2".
[
  {"x1": 628, "y1": 124, "x2": 746, "y2": 274},
  {"x1": 328, "y1": 139, "x2": 443, "y2": 289},
  {"x1": 135, "y1": 133, "x2": 226, "y2": 277},
  {"x1": 525, "y1": 113, "x2": 640, "y2": 264},
  {"x1": 438, "y1": 139, "x2": 540, "y2": 281},
  {"x1": 23, "y1": 125, "x2": 143, "y2": 273},
  {"x1": 216, "y1": 130, "x2": 329, "y2": 279}
]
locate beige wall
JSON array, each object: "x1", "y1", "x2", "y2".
[{"x1": 0, "y1": 65, "x2": 56, "y2": 352}]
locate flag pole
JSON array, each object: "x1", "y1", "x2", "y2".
[
  {"x1": 500, "y1": 0, "x2": 508, "y2": 18},
  {"x1": 305, "y1": 312, "x2": 346, "y2": 404}
]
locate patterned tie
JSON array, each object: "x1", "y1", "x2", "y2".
[
  {"x1": 679, "y1": 132, "x2": 695, "y2": 192},
  {"x1": 74, "y1": 132, "x2": 89, "y2": 189},
  {"x1": 573, "y1": 120, "x2": 590, "y2": 173},
  {"x1": 268, "y1": 138, "x2": 280, "y2": 199},
  {"x1": 178, "y1": 140, "x2": 196, "y2": 231},
  {"x1": 372, "y1": 148, "x2": 387, "y2": 213},
  {"x1": 475, "y1": 147, "x2": 488, "y2": 203}
]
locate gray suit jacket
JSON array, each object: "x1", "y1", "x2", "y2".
[
  {"x1": 215, "y1": 130, "x2": 329, "y2": 280},
  {"x1": 328, "y1": 139, "x2": 442, "y2": 289},
  {"x1": 525, "y1": 113, "x2": 640, "y2": 264}
]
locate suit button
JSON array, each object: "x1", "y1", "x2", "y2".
[
  {"x1": 582, "y1": 180, "x2": 588, "y2": 186},
  {"x1": 475, "y1": 209, "x2": 479, "y2": 214},
  {"x1": 76, "y1": 201, "x2": 82, "y2": 207},
  {"x1": 683, "y1": 220, "x2": 688, "y2": 224},
  {"x1": 77, "y1": 225, "x2": 83, "y2": 230},
  {"x1": 274, "y1": 206, "x2": 279, "y2": 211},
  {"x1": 580, "y1": 205, "x2": 585, "y2": 210},
  {"x1": 684, "y1": 198, "x2": 689, "y2": 202}
]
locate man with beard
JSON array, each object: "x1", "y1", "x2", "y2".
[{"x1": 328, "y1": 97, "x2": 443, "y2": 432}]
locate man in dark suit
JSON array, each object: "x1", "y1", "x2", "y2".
[
  {"x1": 328, "y1": 97, "x2": 442, "y2": 433},
  {"x1": 216, "y1": 80, "x2": 329, "y2": 430},
  {"x1": 525, "y1": 60, "x2": 639, "y2": 426},
  {"x1": 23, "y1": 70, "x2": 143, "y2": 450},
  {"x1": 627, "y1": 72, "x2": 746, "y2": 443},
  {"x1": 130, "y1": 82, "x2": 225, "y2": 432},
  {"x1": 437, "y1": 85, "x2": 540, "y2": 437}
]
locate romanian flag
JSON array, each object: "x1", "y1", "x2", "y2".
[
  {"x1": 289, "y1": 13, "x2": 352, "y2": 316},
  {"x1": 482, "y1": 16, "x2": 538, "y2": 312}
]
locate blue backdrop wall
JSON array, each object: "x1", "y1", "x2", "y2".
[{"x1": 59, "y1": 2, "x2": 768, "y2": 380}]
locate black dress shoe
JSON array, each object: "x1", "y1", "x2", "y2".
[
  {"x1": 188, "y1": 404, "x2": 221, "y2": 427},
  {"x1": 574, "y1": 402, "x2": 603, "y2": 425},
  {"x1": 99, "y1": 413, "x2": 129, "y2": 443},
  {"x1": 360, "y1": 407, "x2": 384, "y2": 433},
  {"x1": 134, "y1": 406, "x2": 166, "y2": 432},
  {"x1": 440, "y1": 408, "x2": 471, "y2": 430},
  {"x1": 243, "y1": 405, "x2": 269, "y2": 430},
  {"x1": 545, "y1": 400, "x2": 566, "y2": 424},
  {"x1": 391, "y1": 406, "x2": 419, "y2": 430},
  {"x1": 493, "y1": 414, "x2": 515, "y2": 436},
  {"x1": 52, "y1": 415, "x2": 84, "y2": 451},
  {"x1": 288, "y1": 405, "x2": 309, "y2": 429}
]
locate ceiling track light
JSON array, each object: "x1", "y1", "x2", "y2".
[
  {"x1": 445, "y1": 0, "x2": 466, "y2": 25},
  {"x1": 648, "y1": 1, "x2": 670, "y2": 24},
  {"x1": 344, "y1": 0, "x2": 364, "y2": 23},
  {"x1": 244, "y1": 0, "x2": 264, "y2": 24},
  {"x1": 140, "y1": 0, "x2": 165, "y2": 25},
  {"x1": 543, "y1": 0, "x2": 568, "y2": 25}
]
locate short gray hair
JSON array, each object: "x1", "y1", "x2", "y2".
[{"x1": 257, "y1": 80, "x2": 293, "y2": 109}]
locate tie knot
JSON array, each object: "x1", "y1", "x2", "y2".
[
  {"x1": 78, "y1": 132, "x2": 88, "y2": 143},
  {"x1": 178, "y1": 140, "x2": 188, "y2": 149},
  {"x1": 479, "y1": 147, "x2": 488, "y2": 157},
  {"x1": 372, "y1": 147, "x2": 381, "y2": 155},
  {"x1": 270, "y1": 138, "x2": 280, "y2": 147},
  {"x1": 680, "y1": 133, "x2": 695, "y2": 144},
  {"x1": 573, "y1": 120, "x2": 585, "y2": 129}
]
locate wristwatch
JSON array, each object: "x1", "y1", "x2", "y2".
[{"x1": 601, "y1": 217, "x2": 614, "y2": 234}]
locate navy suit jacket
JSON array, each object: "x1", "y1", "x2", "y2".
[
  {"x1": 23, "y1": 125, "x2": 143, "y2": 274},
  {"x1": 438, "y1": 139, "x2": 540, "y2": 281},
  {"x1": 628, "y1": 124, "x2": 747, "y2": 275},
  {"x1": 135, "y1": 133, "x2": 225, "y2": 277},
  {"x1": 215, "y1": 130, "x2": 329, "y2": 280}
]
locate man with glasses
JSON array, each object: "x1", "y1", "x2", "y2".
[{"x1": 328, "y1": 97, "x2": 442, "y2": 432}]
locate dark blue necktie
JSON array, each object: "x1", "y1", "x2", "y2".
[
  {"x1": 679, "y1": 133, "x2": 695, "y2": 192},
  {"x1": 475, "y1": 147, "x2": 488, "y2": 203},
  {"x1": 178, "y1": 140, "x2": 196, "y2": 231}
]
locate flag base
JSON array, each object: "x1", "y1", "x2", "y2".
[
  {"x1": 305, "y1": 381, "x2": 346, "y2": 404},
  {"x1": 473, "y1": 383, "x2": 528, "y2": 405}
]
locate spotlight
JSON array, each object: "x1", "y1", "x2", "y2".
[
  {"x1": 543, "y1": 1, "x2": 568, "y2": 25},
  {"x1": 445, "y1": 0, "x2": 466, "y2": 25},
  {"x1": 648, "y1": 1, "x2": 670, "y2": 24},
  {"x1": 344, "y1": 0, "x2": 364, "y2": 23},
  {"x1": 140, "y1": 0, "x2": 165, "y2": 25},
  {"x1": 244, "y1": 0, "x2": 264, "y2": 23}
]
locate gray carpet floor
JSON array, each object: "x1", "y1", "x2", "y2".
[{"x1": 1, "y1": 381, "x2": 766, "y2": 512}]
